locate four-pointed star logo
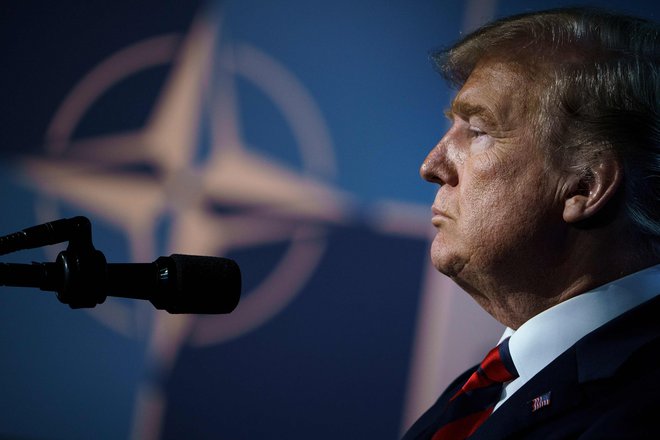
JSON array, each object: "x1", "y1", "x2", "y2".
[{"x1": 16, "y1": 9, "x2": 360, "y2": 439}]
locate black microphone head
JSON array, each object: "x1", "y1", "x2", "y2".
[{"x1": 150, "y1": 254, "x2": 241, "y2": 314}]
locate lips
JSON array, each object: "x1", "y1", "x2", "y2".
[{"x1": 431, "y1": 205, "x2": 452, "y2": 226}]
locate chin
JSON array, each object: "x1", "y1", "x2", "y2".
[{"x1": 430, "y1": 240, "x2": 468, "y2": 278}]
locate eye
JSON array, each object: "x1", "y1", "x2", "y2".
[
  {"x1": 467, "y1": 124, "x2": 492, "y2": 153},
  {"x1": 468, "y1": 125, "x2": 486, "y2": 137}
]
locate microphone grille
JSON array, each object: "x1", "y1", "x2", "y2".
[{"x1": 165, "y1": 254, "x2": 241, "y2": 314}]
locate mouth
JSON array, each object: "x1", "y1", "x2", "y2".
[{"x1": 431, "y1": 205, "x2": 451, "y2": 226}]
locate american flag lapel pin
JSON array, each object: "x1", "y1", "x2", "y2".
[{"x1": 531, "y1": 391, "x2": 552, "y2": 412}]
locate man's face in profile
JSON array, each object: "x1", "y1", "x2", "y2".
[{"x1": 421, "y1": 61, "x2": 567, "y2": 300}]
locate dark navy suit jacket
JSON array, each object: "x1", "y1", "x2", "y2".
[{"x1": 402, "y1": 294, "x2": 660, "y2": 439}]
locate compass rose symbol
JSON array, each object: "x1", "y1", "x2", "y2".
[{"x1": 18, "y1": 7, "x2": 354, "y2": 439}]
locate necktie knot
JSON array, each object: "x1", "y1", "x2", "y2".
[
  {"x1": 432, "y1": 337, "x2": 518, "y2": 440},
  {"x1": 455, "y1": 337, "x2": 518, "y2": 398}
]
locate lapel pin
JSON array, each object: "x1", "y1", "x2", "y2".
[{"x1": 531, "y1": 391, "x2": 552, "y2": 412}]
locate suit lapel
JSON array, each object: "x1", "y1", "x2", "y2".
[
  {"x1": 469, "y1": 294, "x2": 660, "y2": 440},
  {"x1": 402, "y1": 366, "x2": 478, "y2": 440},
  {"x1": 469, "y1": 344, "x2": 583, "y2": 440}
]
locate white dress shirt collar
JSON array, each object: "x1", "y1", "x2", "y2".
[{"x1": 494, "y1": 264, "x2": 660, "y2": 410}]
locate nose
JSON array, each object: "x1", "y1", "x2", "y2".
[{"x1": 420, "y1": 137, "x2": 458, "y2": 186}]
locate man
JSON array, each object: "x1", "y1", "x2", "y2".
[{"x1": 403, "y1": 6, "x2": 660, "y2": 440}]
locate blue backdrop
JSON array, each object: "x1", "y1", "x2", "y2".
[{"x1": 0, "y1": 1, "x2": 657, "y2": 439}]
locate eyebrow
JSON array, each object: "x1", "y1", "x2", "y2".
[{"x1": 447, "y1": 100, "x2": 499, "y2": 128}]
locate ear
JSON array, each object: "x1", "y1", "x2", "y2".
[{"x1": 562, "y1": 156, "x2": 623, "y2": 224}]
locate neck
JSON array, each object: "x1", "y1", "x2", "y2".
[{"x1": 457, "y1": 227, "x2": 660, "y2": 329}]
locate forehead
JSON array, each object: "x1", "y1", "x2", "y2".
[{"x1": 450, "y1": 61, "x2": 536, "y2": 126}]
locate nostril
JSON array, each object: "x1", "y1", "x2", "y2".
[{"x1": 420, "y1": 158, "x2": 444, "y2": 185}]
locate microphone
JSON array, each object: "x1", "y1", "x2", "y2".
[{"x1": 0, "y1": 254, "x2": 241, "y2": 314}]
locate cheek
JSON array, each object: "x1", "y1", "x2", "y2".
[
  {"x1": 467, "y1": 170, "x2": 557, "y2": 243},
  {"x1": 459, "y1": 166, "x2": 542, "y2": 241},
  {"x1": 459, "y1": 167, "x2": 509, "y2": 222},
  {"x1": 465, "y1": 148, "x2": 546, "y2": 208}
]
